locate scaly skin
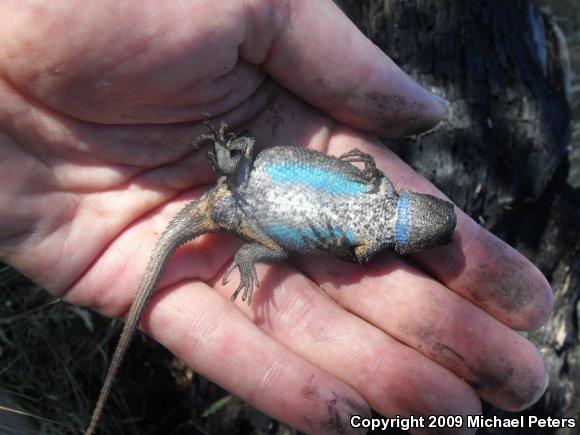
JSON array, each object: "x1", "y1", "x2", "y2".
[
  {"x1": 86, "y1": 117, "x2": 457, "y2": 434},
  {"x1": 85, "y1": 193, "x2": 218, "y2": 434}
]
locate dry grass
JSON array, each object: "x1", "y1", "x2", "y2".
[{"x1": 0, "y1": 263, "x2": 135, "y2": 434}]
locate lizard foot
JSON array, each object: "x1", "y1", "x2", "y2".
[
  {"x1": 339, "y1": 148, "x2": 384, "y2": 183},
  {"x1": 194, "y1": 112, "x2": 236, "y2": 148},
  {"x1": 223, "y1": 257, "x2": 260, "y2": 306}
]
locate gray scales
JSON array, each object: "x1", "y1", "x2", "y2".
[{"x1": 85, "y1": 114, "x2": 457, "y2": 434}]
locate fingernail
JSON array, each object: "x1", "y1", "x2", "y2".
[{"x1": 429, "y1": 90, "x2": 450, "y2": 113}]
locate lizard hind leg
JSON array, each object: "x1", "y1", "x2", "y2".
[
  {"x1": 195, "y1": 112, "x2": 232, "y2": 148},
  {"x1": 222, "y1": 243, "x2": 288, "y2": 306}
]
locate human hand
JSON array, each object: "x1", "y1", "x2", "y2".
[{"x1": 0, "y1": 1, "x2": 552, "y2": 434}]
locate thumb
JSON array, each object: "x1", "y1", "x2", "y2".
[{"x1": 251, "y1": 0, "x2": 448, "y2": 137}]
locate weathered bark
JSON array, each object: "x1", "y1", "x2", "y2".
[{"x1": 334, "y1": 0, "x2": 578, "y2": 432}]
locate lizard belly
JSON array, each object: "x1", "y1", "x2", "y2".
[{"x1": 241, "y1": 172, "x2": 396, "y2": 254}]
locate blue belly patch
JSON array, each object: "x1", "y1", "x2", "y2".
[
  {"x1": 394, "y1": 194, "x2": 411, "y2": 247},
  {"x1": 265, "y1": 162, "x2": 367, "y2": 195},
  {"x1": 267, "y1": 224, "x2": 356, "y2": 249}
]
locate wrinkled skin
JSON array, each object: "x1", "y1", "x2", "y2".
[{"x1": 0, "y1": 1, "x2": 553, "y2": 434}]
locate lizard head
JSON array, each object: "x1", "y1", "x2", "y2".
[
  {"x1": 196, "y1": 112, "x2": 255, "y2": 176},
  {"x1": 393, "y1": 189, "x2": 457, "y2": 255}
]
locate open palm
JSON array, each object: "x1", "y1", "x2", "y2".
[{"x1": 0, "y1": 1, "x2": 553, "y2": 434}]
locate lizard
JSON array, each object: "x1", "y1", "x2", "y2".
[{"x1": 85, "y1": 113, "x2": 457, "y2": 434}]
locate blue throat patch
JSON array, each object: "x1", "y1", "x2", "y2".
[
  {"x1": 265, "y1": 162, "x2": 367, "y2": 195},
  {"x1": 267, "y1": 224, "x2": 356, "y2": 248},
  {"x1": 394, "y1": 194, "x2": 411, "y2": 247}
]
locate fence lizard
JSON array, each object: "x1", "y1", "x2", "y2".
[{"x1": 85, "y1": 113, "x2": 456, "y2": 434}]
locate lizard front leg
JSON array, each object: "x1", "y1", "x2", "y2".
[
  {"x1": 339, "y1": 148, "x2": 384, "y2": 184},
  {"x1": 223, "y1": 219, "x2": 288, "y2": 305}
]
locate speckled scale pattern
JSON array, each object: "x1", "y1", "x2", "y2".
[
  {"x1": 85, "y1": 121, "x2": 458, "y2": 435},
  {"x1": 237, "y1": 146, "x2": 398, "y2": 256}
]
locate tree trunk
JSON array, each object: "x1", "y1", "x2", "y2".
[{"x1": 334, "y1": 0, "x2": 578, "y2": 432}]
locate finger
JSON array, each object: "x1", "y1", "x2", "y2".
[
  {"x1": 0, "y1": 2, "x2": 268, "y2": 124},
  {"x1": 415, "y1": 223, "x2": 554, "y2": 331},
  {"x1": 294, "y1": 253, "x2": 548, "y2": 412},
  {"x1": 212, "y1": 261, "x2": 482, "y2": 431},
  {"x1": 143, "y1": 280, "x2": 370, "y2": 435},
  {"x1": 324, "y1": 128, "x2": 553, "y2": 331},
  {"x1": 0, "y1": 76, "x2": 215, "y2": 174},
  {"x1": 250, "y1": 0, "x2": 448, "y2": 137}
]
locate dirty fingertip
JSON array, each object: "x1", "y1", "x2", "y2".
[
  {"x1": 305, "y1": 390, "x2": 370, "y2": 435},
  {"x1": 429, "y1": 89, "x2": 450, "y2": 117},
  {"x1": 355, "y1": 69, "x2": 450, "y2": 137}
]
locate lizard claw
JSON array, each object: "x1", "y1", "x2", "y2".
[
  {"x1": 224, "y1": 257, "x2": 259, "y2": 306},
  {"x1": 252, "y1": 266, "x2": 259, "y2": 289},
  {"x1": 222, "y1": 261, "x2": 237, "y2": 285},
  {"x1": 197, "y1": 111, "x2": 232, "y2": 148}
]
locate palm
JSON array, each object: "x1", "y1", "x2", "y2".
[{"x1": 0, "y1": 1, "x2": 553, "y2": 433}]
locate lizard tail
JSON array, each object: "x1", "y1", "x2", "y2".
[{"x1": 85, "y1": 191, "x2": 217, "y2": 435}]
